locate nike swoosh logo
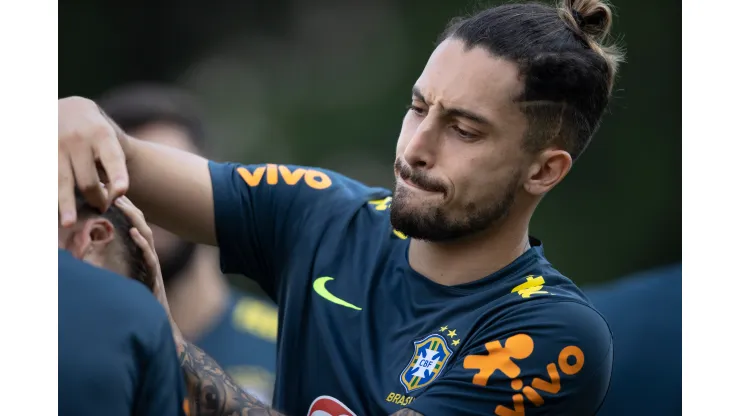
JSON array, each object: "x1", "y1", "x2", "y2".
[{"x1": 313, "y1": 276, "x2": 362, "y2": 311}]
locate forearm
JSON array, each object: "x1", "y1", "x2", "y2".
[
  {"x1": 176, "y1": 337, "x2": 423, "y2": 416},
  {"x1": 122, "y1": 135, "x2": 217, "y2": 246},
  {"x1": 177, "y1": 340, "x2": 285, "y2": 416},
  {"x1": 96, "y1": 104, "x2": 218, "y2": 245}
]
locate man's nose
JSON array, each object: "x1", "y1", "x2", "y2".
[{"x1": 403, "y1": 118, "x2": 440, "y2": 169}]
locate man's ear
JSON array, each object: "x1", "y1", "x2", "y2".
[
  {"x1": 70, "y1": 218, "x2": 116, "y2": 259},
  {"x1": 523, "y1": 148, "x2": 573, "y2": 196}
]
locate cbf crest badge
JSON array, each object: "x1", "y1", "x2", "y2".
[{"x1": 399, "y1": 333, "x2": 453, "y2": 393}]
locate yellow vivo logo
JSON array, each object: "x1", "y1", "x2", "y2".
[
  {"x1": 463, "y1": 333, "x2": 584, "y2": 416},
  {"x1": 237, "y1": 164, "x2": 332, "y2": 190}
]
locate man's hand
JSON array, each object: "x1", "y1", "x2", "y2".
[
  {"x1": 58, "y1": 96, "x2": 130, "y2": 227},
  {"x1": 59, "y1": 96, "x2": 218, "y2": 245},
  {"x1": 117, "y1": 195, "x2": 282, "y2": 416},
  {"x1": 116, "y1": 195, "x2": 184, "y2": 340}
]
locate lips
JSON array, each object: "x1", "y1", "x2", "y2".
[
  {"x1": 394, "y1": 159, "x2": 446, "y2": 194},
  {"x1": 402, "y1": 175, "x2": 436, "y2": 193},
  {"x1": 400, "y1": 171, "x2": 446, "y2": 194}
]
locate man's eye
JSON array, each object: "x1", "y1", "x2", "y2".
[
  {"x1": 406, "y1": 105, "x2": 426, "y2": 116},
  {"x1": 452, "y1": 125, "x2": 477, "y2": 140}
]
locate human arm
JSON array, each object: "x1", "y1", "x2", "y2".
[
  {"x1": 176, "y1": 340, "x2": 285, "y2": 416},
  {"x1": 59, "y1": 96, "x2": 385, "y2": 296},
  {"x1": 58, "y1": 96, "x2": 217, "y2": 245},
  {"x1": 118, "y1": 196, "x2": 286, "y2": 416}
]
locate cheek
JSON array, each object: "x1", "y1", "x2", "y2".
[{"x1": 449, "y1": 153, "x2": 506, "y2": 200}]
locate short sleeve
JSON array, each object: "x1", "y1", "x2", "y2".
[
  {"x1": 134, "y1": 318, "x2": 187, "y2": 416},
  {"x1": 208, "y1": 161, "x2": 387, "y2": 299},
  {"x1": 406, "y1": 301, "x2": 613, "y2": 416}
]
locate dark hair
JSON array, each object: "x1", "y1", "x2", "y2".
[
  {"x1": 440, "y1": 0, "x2": 624, "y2": 161},
  {"x1": 74, "y1": 191, "x2": 151, "y2": 291},
  {"x1": 97, "y1": 83, "x2": 207, "y2": 154}
]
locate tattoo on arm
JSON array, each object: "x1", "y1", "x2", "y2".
[
  {"x1": 178, "y1": 341, "x2": 285, "y2": 416},
  {"x1": 389, "y1": 410, "x2": 424, "y2": 416}
]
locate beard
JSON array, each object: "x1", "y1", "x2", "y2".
[
  {"x1": 159, "y1": 239, "x2": 197, "y2": 286},
  {"x1": 390, "y1": 159, "x2": 519, "y2": 242}
]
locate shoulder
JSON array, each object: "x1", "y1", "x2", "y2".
[
  {"x1": 58, "y1": 250, "x2": 168, "y2": 326},
  {"x1": 461, "y1": 300, "x2": 613, "y2": 411},
  {"x1": 208, "y1": 161, "x2": 398, "y2": 239},
  {"x1": 500, "y1": 261, "x2": 613, "y2": 356},
  {"x1": 500, "y1": 251, "x2": 596, "y2": 313},
  {"x1": 469, "y1": 264, "x2": 613, "y2": 377},
  {"x1": 485, "y1": 297, "x2": 612, "y2": 350},
  {"x1": 209, "y1": 161, "x2": 390, "y2": 202}
]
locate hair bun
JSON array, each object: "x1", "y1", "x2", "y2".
[
  {"x1": 559, "y1": 0, "x2": 624, "y2": 89},
  {"x1": 560, "y1": 0, "x2": 613, "y2": 42}
]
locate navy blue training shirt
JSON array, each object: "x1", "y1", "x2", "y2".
[
  {"x1": 195, "y1": 290, "x2": 278, "y2": 404},
  {"x1": 585, "y1": 264, "x2": 682, "y2": 416},
  {"x1": 210, "y1": 162, "x2": 614, "y2": 416},
  {"x1": 58, "y1": 249, "x2": 187, "y2": 416}
]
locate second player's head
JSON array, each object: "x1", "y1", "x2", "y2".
[
  {"x1": 99, "y1": 83, "x2": 205, "y2": 285},
  {"x1": 391, "y1": 0, "x2": 623, "y2": 242},
  {"x1": 58, "y1": 191, "x2": 151, "y2": 290}
]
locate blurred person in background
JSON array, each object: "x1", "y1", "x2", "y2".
[
  {"x1": 98, "y1": 83, "x2": 278, "y2": 403},
  {"x1": 59, "y1": 190, "x2": 186, "y2": 416},
  {"x1": 586, "y1": 264, "x2": 682, "y2": 416},
  {"x1": 58, "y1": 0, "x2": 625, "y2": 414}
]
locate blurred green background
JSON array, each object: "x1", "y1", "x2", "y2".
[{"x1": 59, "y1": 0, "x2": 680, "y2": 286}]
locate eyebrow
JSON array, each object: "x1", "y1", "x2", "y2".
[{"x1": 412, "y1": 86, "x2": 494, "y2": 128}]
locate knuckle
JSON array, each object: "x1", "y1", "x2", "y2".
[
  {"x1": 63, "y1": 96, "x2": 95, "y2": 106},
  {"x1": 78, "y1": 180, "x2": 99, "y2": 192},
  {"x1": 62, "y1": 126, "x2": 111, "y2": 148},
  {"x1": 89, "y1": 124, "x2": 115, "y2": 142},
  {"x1": 61, "y1": 129, "x2": 85, "y2": 147},
  {"x1": 59, "y1": 97, "x2": 106, "y2": 144},
  {"x1": 59, "y1": 96, "x2": 95, "y2": 115}
]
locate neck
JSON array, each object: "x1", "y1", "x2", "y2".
[
  {"x1": 408, "y1": 208, "x2": 533, "y2": 286},
  {"x1": 166, "y1": 246, "x2": 230, "y2": 340}
]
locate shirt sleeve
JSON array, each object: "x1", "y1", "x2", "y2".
[
  {"x1": 134, "y1": 318, "x2": 188, "y2": 416},
  {"x1": 209, "y1": 161, "x2": 388, "y2": 298},
  {"x1": 406, "y1": 301, "x2": 613, "y2": 416}
]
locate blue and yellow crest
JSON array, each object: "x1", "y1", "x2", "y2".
[{"x1": 399, "y1": 334, "x2": 453, "y2": 393}]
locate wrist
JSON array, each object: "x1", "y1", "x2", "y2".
[
  {"x1": 120, "y1": 133, "x2": 137, "y2": 164},
  {"x1": 97, "y1": 103, "x2": 135, "y2": 162},
  {"x1": 170, "y1": 319, "x2": 185, "y2": 344},
  {"x1": 175, "y1": 338, "x2": 188, "y2": 365}
]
